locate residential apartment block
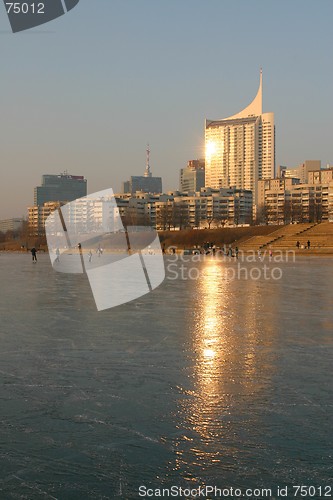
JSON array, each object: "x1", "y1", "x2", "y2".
[
  {"x1": 0, "y1": 217, "x2": 24, "y2": 233},
  {"x1": 258, "y1": 173, "x2": 333, "y2": 224},
  {"x1": 114, "y1": 188, "x2": 252, "y2": 230},
  {"x1": 205, "y1": 70, "x2": 275, "y2": 204},
  {"x1": 277, "y1": 160, "x2": 321, "y2": 184}
]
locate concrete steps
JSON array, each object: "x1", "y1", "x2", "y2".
[
  {"x1": 237, "y1": 223, "x2": 332, "y2": 251},
  {"x1": 269, "y1": 222, "x2": 333, "y2": 249},
  {"x1": 239, "y1": 224, "x2": 315, "y2": 251}
]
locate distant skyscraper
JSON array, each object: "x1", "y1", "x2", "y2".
[
  {"x1": 205, "y1": 70, "x2": 275, "y2": 203},
  {"x1": 34, "y1": 172, "x2": 87, "y2": 206},
  {"x1": 180, "y1": 159, "x2": 205, "y2": 192},
  {"x1": 30, "y1": 173, "x2": 87, "y2": 235},
  {"x1": 122, "y1": 146, "x2": 162, "y2": 194}
]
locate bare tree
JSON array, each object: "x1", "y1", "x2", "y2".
[
  {"x1": 283, "y1": 198, "x2": 292, "y2": 224},
  {"x1": 255, "y1": 205, "x2": 268, "y2": 225},
  {"x1": 172, "y1": 203, "x2": 189, "y2": 230}
]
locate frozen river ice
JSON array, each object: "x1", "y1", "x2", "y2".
[{"x1": 0, "y1": 253, "x2": 332, "y2": 498}]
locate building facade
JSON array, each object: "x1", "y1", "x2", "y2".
[
  {"x1": 0, "y1": 217, "x2": 24, "y2": 233},
  {"x1": 278, "y1": 160, "x2": 321, "y2": 183},
  {"x1": 34, "y1": 173, "x2": 87, "y2": 206},
  {"x1": 258, "y1": 174, "x2": 333, "y2": 224},
  {"x1": 114, "y1": 188, "x2": 253, "y2": 230},
  {"x1": 122, "y1": 175, "x2": 162, "y2": 194},
  {"x1": 43, "y1": 193, "x2": 123, "y2": 238},
  {"x1": 179, "y1": 159, "x2": 205, "y2": 192},
  {"x1": 29, "y1": 173, "x2": 87, "y2": 235},
  {"x1": 308, "y1": 167, "x2": 333, "y2": 184},
  {"x1": 28, "y1": 202, "x2": 62, "y2": 236},
  {"x1": 205, "y1": 70, "x2": 275, "y2": 204}
]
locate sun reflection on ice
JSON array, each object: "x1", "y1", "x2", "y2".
[{"x1": 174, "y1": 257, "x2": 278, "y2": 477}]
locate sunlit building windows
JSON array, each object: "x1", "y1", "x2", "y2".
[{"x1": 205, "y1": 71, "x2": 275, "y2": 205}]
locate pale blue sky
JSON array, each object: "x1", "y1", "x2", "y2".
[{"x1": 1, "y1": 0, "x2": 332, "y2": 218}]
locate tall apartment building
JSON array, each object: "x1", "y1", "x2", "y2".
[
  {"x1": 205, "y1": 70, "x2": 275, "y2": 204},
  {"x1": 179, "y1": 159, "x2": 205, "y2": 192}
]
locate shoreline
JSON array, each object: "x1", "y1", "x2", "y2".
[{"x1": 1, "y1": 249, "x2": 333, "y2": 257}]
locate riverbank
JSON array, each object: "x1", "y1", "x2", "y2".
[
  {"x1": 158, "y1": 225, "x2": 278, "y2": 248},
  {"x1": 159, "y1": 222, "x2": 333, "y2": 254},
  {"x1": 2, "y1": 222, "x2": 333, "y2": 254}
]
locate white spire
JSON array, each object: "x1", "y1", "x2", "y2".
[{"x1": 224, "y1": 69, "x2": 263, "y2": 120}]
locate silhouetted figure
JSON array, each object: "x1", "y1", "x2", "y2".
[
  {"x1": 55, "y1": 248, "x2": 60, "y2": 263},
  {"x1": 296, "y1": 241, "x2": 300, "y2": 249},
  {"x1": 235, "y1": 246, "x2": 239, "y2": 259},
  {"x1": 97, "y1": 244, "x2": 103, "y2": 257},
  {"x1": 307, "y1": 240, "x2": 311, "y2": 249},
  {"x1": 31, "y1": 247, "x2": 37, "y2": 262}
]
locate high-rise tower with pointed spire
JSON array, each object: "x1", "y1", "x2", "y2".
[
  {"x1": 122, "y1": 146, "x2": 162, "y2": 194},
  {"x1": 205, "y1": 70, "x2": 275, "y2": 204}
]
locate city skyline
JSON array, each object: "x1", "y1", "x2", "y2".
[{"x1": 1, "y1": 0, "x2": 332, "y2": 218}]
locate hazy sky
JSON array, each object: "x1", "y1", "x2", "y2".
[{"x1": 1, "y1": 0, "x2": 332, "y2": 218}]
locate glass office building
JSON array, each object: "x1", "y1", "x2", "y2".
[{"x1": 34, "y1": 173, "x2": 87, "y2": 206}]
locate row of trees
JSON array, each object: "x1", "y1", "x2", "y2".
[
  {"x1": 256, "y1": 198, "x2": 326, "y2": 225},
  {"x1": 0, "y1": 220, "x2": 46, "y2": 249}
]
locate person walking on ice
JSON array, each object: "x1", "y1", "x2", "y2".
[{"x1": 31, "y1": 247, "x2": 37, "y2": 263}]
